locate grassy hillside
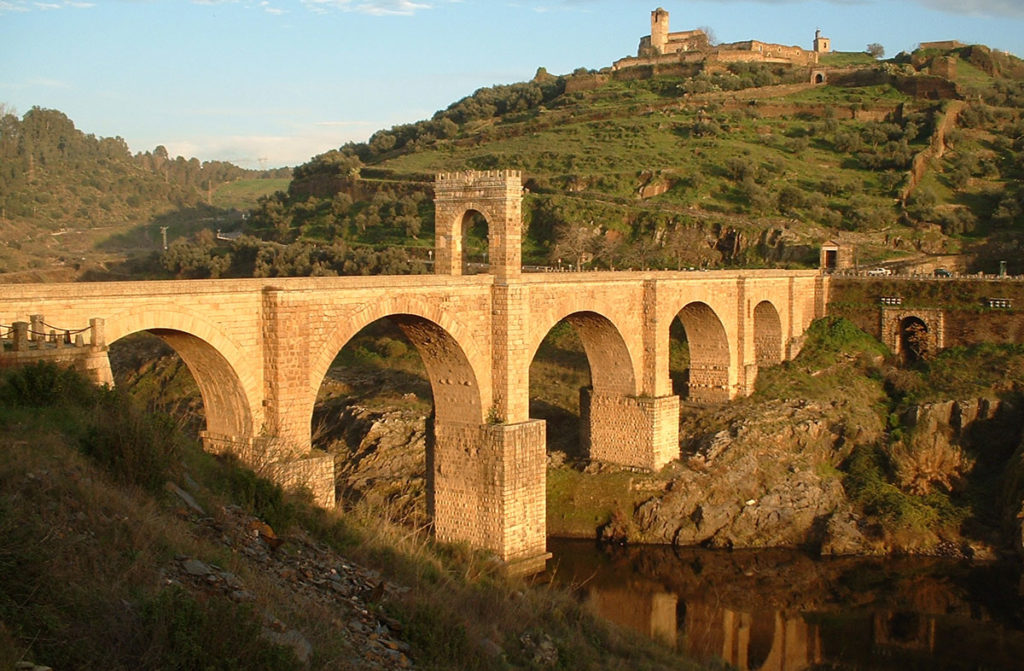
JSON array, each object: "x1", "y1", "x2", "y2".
[
  {"x1": 0, "y1": 362, "x2": 700, "y2": 670},
  {"x1": 0, "y1": 106, "x2": 289, "y2": 278},
  {"x1": 215, "y1": 45, "x2": 1023, "y2": 278},
  {"x1": 5, "y1": 43, "x2": 1023, "y2": 281}
]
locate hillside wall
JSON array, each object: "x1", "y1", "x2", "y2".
[{"x1": 827, "y1": 277, "x2": 1024, "y2": 350}]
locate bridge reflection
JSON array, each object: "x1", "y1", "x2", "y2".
[{"x1": 550, "y1": 539, "x2": 1024, "y2": 670}]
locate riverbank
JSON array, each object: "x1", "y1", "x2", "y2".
[{"x1": 546, "y1": 320, "x2": 1024, "y2": 560}]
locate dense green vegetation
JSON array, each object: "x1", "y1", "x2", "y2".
[
  {"x1": 0, "y1": 106, "x2": 287, "y2": 231},
  {"x1": 0, "y1": 105, "x2": 288, "y2": 277}
]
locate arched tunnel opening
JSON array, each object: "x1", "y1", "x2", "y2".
[
  {"x1": 670, "y1": 302, "x2": 730, "y2": 404},
  {"x1": 311, "y1": 314, "x2": 480, "y2": 527},
  {"x1": 106, "y1": 332, "x2": 209, "y2": 441},
  {"x1": 529, "y1": 319, "x2": 591, "y2": 460},
  {"x1": 312, "y1": 317, "x2": 431, "y2": 524}
]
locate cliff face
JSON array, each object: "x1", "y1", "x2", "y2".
[
  {"x1": 597, "y1": 397, "x2": 878, "y2": 554},
  {"x1": 597, "y1": 393, "x2": 1022, "y2": 557}
]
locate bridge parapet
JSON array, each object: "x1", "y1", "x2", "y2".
[{"x1": 1, "y1": 316, "x2": 111, "y2": 384}]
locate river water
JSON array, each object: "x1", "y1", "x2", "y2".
[{"x1": 547, "y1": 538, "x2": 1024, "y2": 670}]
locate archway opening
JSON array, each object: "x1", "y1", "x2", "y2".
[
  {"x1": 753, "y1": 300, "x2": 783, "y2": 367},
  {"x1": 814, "y1": 72, "x2": 826, "y2": 84},
  {"x1": 670, "y1": 302, "x2": 730, "y2": 403},
  {"x1": 107, "y1": 333, "x2": 203, "y2": 437},
  {"x1": 461, "y1": 210, "x2": 489, "y2": 274},
  {"x1": 529, "y1": 320, "x2": 591, "y2": 459},
  {"x1": 899, "y1": 316, "x2": 929, "y2": 364},
  {"x1": 107, "y1": 329, "x2": 251, "y2": 444},
  {"x1": 746, "y1": 610, "x2": 776, "y2": 670},
  {"x1": 529, "y1": 311, "x2": 636, "y2": 461},
  {"x1": 312, "y1": 314, "x2": 480, "y2": 525}
]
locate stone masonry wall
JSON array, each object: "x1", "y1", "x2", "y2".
[
  {"x1": 581, "y1": 389, "x2": 681, "y2": 469},
  {"x1": 433, "y1": 420, "x2": 547, "y2": 565}
]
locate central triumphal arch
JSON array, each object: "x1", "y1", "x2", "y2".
[{"x1": 0, "y1": 170, "x2": 827, "y2": 571}]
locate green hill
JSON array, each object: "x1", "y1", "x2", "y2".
[
  {"x1": 0, "y1": 106, "x2": 288, "y2": 279},
  {"x1": 3, "y1": 43, "x2": 1024, "y2": 281},
  {"x1": 229, "y1": 45, "x2": 1023, "y2": 277}
]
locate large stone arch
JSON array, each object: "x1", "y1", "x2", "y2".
[
  {"x1": 674, "y1": 301, "x2": 731, "y2": 403},
  {"x1": 310, "y1": 297, "x2": 487, "y2": 427},
  {"x1": 104, "y1": 308, "x2": 259, "y2": 451},
  {"x1": 527, "y1": 310, "x2": 638, "y2": 397},
  {"x1": 753, "y1": 300, "x2": 783, "y2": 367}
]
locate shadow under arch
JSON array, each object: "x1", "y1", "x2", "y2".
[
  {"x1": 753, "y1": 300, "x2": 783, "y2": 367},
  {"x1": 673, "y1": 301, "x2": 731, "y2": 403},
  {"x1": 310, "y1": 300, "x2": 487, "y2": 429},
  {"x1": 899, "y1": 316, "x2": 929, "y2": 364},
  {"x1": 528, "y1": 310, "x2": 641, "y2": 465},
  {"x1": 104, "y1": 311, "x2": 257, "y2": 448},
  {"x1": 528, "y1": 310, "x2": 638, "y2": 398}
]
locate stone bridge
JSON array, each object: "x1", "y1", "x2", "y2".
[{"x1": 0, "y1": 171, "x2": 827, "y2": 570}]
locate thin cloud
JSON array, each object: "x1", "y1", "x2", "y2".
[
  {"x1": 0, "y1": 0, "x2": 92, "y2": 11},
  {"x1": 27, "y1": 77, "x2": 72, "y2": 89},
  {"x1": 259, "y1": 0, "x2": 286, "y2": 14},
  {"x1": 157, "y1": 121, "x2": 381, "y2": 168},
  {"x1": 914, "y1": 0, "x2": 1024, "y2": 17},
  {"x1": 314, "y1": 120, "x2": 378, "y2": 127},
  {"x1": 301, "y1": 0, "x2": 432, "y2": 16}
]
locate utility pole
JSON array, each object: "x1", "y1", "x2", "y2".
[{"x1": 160, "y1": 226, "x2": 168, "y2": 251}]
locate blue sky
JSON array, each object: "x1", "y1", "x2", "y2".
[{"x1": 2, "y1": 0, "x2": 1023, "y2": 169}]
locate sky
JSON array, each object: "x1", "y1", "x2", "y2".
[{"x1": 2, "y1": 0, "x2": 1023, "y2": 170}]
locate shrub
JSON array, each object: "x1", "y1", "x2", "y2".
[
  {"x1": 79, "y1": 388, "x2": 184, "y2": 492},
  {"x1": 0, "y1": 361, "x2": 95, "y2": 408},
  {"x1": 139, "y1": 587, "x2": 298, "y2": 670}
]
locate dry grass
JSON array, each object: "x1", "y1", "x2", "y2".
[{"x1": 0, "y1": 364, "x2": 705, "y2": 670}]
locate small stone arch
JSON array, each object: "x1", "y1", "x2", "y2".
[
  {"x1": 528, "y1": 310, "x2": 638, "y2": 397},
  {"x1": 881, "y1": 307, "x2": 944, "y2": 363},
  {"x1": 674, "y1": 301, "x2": 731, "y2": 403},
  {"x1": 811, "y1": 69, "x2": 827, "y2": 84},
  {"x1": 899, "y1": 316, "x2": 929, "y2": 363},
  {"x1": 753, "y1": 300, "x2": 783, "y2": 367},
  {"x1": 104, "y1": 309, "x2": 257, "y2": 449}
]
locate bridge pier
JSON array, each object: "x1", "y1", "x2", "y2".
[
  {"x1": 433, "y1": 420, "x2": 548, "y2": 572},
  {"x1": 581, "y1": 389, "x2": 680, "y2": 469}
]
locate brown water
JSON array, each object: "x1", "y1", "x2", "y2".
[{"x1": 547, "y1": 539, "x2": 1024, "y2": 670}]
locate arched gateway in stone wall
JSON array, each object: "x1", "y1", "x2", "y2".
[{"x1": 0, "y1": 170, "x2": 827, "y2": 572}]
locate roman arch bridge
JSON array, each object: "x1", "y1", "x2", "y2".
[{"x1": 0, "y1": 171, "x2": 827, "y2": 570}]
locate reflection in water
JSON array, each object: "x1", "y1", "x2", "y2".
[{"x1": 547, "y1": 539, "x2": 1024, "y2": 670}]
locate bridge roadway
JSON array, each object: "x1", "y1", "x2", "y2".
[{"x1": 0, "y1": 171, "x2": 827, "y2": 571}]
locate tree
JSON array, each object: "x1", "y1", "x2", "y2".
[{"x1": 866, "y1": 43, "x2": 885, "y2": 59}]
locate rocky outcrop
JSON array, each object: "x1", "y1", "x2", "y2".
[
  {"x1": 891, "y1": 398, "x2": 1010, "y2": 495},
  {"x1": 317, "y1": 404, "x2": 429, "y2": 523},
  {"x1": 614, "y1": 394, "x2": 1022, "y2": 557},
  {"x1": 628, "y1": 399, "x2": 881, "y2": 554}
]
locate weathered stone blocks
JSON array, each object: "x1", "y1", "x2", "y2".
[{"x1": 581, "y1": 389, "x2": 681, "y2": 469}]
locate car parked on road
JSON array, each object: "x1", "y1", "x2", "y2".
[
  {"x1": 933, "y1": 268, "x2": 952, "y2": 277},
  {"x1": 867, "y1": 267, "x2": 892, "y2": 276}
]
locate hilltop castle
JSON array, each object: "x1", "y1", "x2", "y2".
[{"x1": 613, "y1": 7, "x2": 830, "y2": 72}]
